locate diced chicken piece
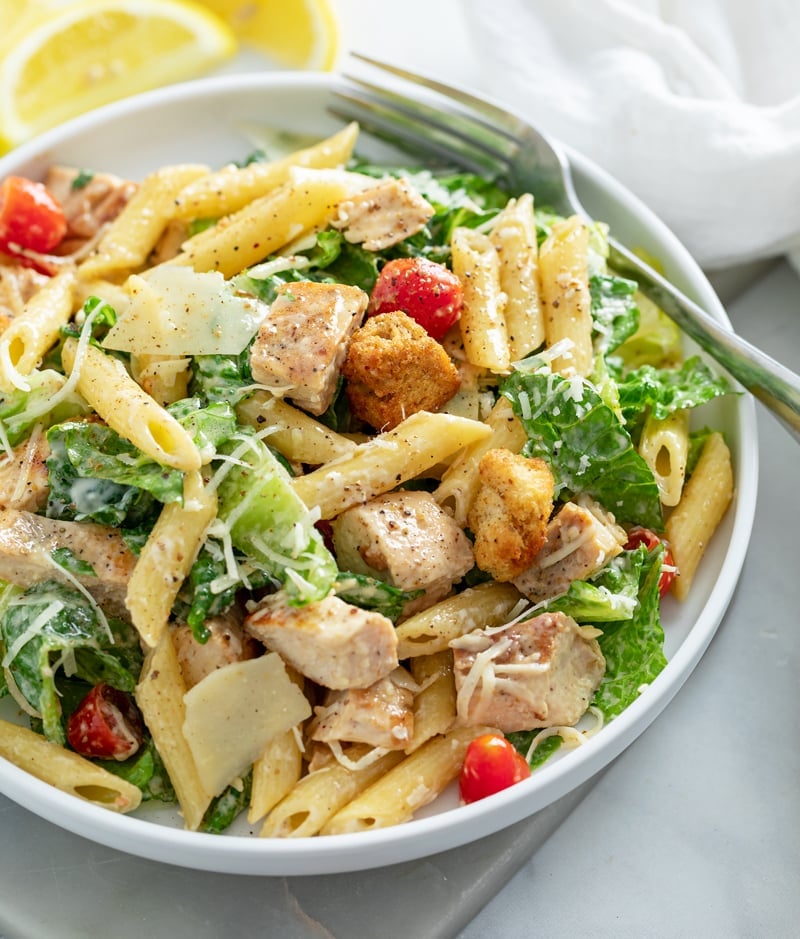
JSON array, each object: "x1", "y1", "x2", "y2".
[
  {"x1": 513, "y1": 497, "x2": 627, "y2": 602},
  {"x1": 332, "y1": 177, "x2": 434, "y2": 251},
  {"x1": 468, "y1": 448, "x2": 555, "y2": 582},
  {"x1": 332, "y1": 490, "x2": 474, "y2": 614},
  {"x1": 451, "y1": 611, "x2": 605, "y2": 731},
  {"x1": 0, "y1": 433, "x2": 50, "y2": 512},
  {"x1": 243, "y1": 593, "x2": 398, "y2": 690},
  {"x1": 44, "y1": 166, "x2": 137, "y2": 253},
  {"x1": 172, "y1": 614, "x2": 259, "y2": 690},
  {"x1": 0, "y1": 262, "x2": 49, "y2": 322},
  {"x1": 249, "y1": 280, "x2": 368, "y2": 416},
  {"x1": 0, "y1": 508, "x2": 136, "y2": 617},
  {"x1": 342, "y1": 311, "x2": 461, "y2": 430},
  {"x1": 309, "y1": 668, "x2": 415, "y2": 750}
]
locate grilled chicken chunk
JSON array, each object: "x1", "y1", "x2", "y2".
[
  {"x1": 0, "y1": 263, "x2": 49, "y2": 324},
  {"x1": 243, "y1": 593, "x2": 398, "y2": 690},
  {"x1": 332, "y1": 177, "x2": 434, "y2": 251},
  {"x1": 332, "y1": 490, "x2": 474, "y2": 614},
  {"x1": 0, "y1": 433, "x2": 50, "y2": 512},
  {"x1": 513, "y1": 497, "x2": 627, "y2": 602},
  {"x1": 249, "y1": 280, "x2": 368, "y2": 416},
  {"x1": 0, "y1": 508, "x2": 136, "y2": 617},
  {"x1": 44, "y1": 166, "x2": 136, "y2": 253},
  {"x1": 172, "y1": 614, "x2": 258, "y2": 690},
  {"x1": 309, "y1": 668, "x2": 415, "y2": 750},
  {"x1": 451, "y1": 611, "x2": 605, "y2": 731}
]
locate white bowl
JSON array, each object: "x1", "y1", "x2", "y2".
[{"x1": 0, "y1": 72, "x2": 758, "y2": 875}]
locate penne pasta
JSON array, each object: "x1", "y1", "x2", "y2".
[
  {"x1": 237, "y1": 391, "x2": 357, "y2": 464},
  {"x1": 539, "y1": 215, "x2": 594, "y2": 376},
  {"x1": 78, "y1": 163, "x2": 210, "y2": 280},
  {"x1": 396, "y1": 582, "x2": 523, "y2": 659},
  {"x1": 0, "y1": 269, "x2": 76, "y2": 393},
  {"x1": 171, "y1": 122, "x2": 359, "y2": 221},
  {"x1": 61, "y1": 338, "x2": 201, "y2": 472},
  {"x1": 135, "y1": 630, "x2": 213, "y2": 830},
  {"x1": 259, "y1": 746, "x2": 404, "y2": 838},
  {"x1": 320, "y1": 726, "x2": 493, "y2": 834},
  {"x1": 169, "y1": 168, "x2": 362, "y2": 277},
  {"x1": 452, "y1": 226, "x2": 510, "y2": 373},
  {"x1": 489, "y1": 193, "x2": 545, "y2": 359},
  {"x1": 639, "y1": 409, "x2": 690, "y2": 507},
  {"x1": 291, "y1": 410, "x2": 493, "y2": 519},
  {"x1": 408, "y1": 651, "x2": 457, "y2": 752},
  {"x1": 248, "y1": 728, "x2": 304, "y2": 824},
  {"x1": 665, "y1": 431, "x2": 733, "y2": 600},
  {"x1": 126, "y1": 471, "x2": 217, "y2": 648},
  {"x1": 0, "y1": 718, "x2": 142, "y2": 813}
]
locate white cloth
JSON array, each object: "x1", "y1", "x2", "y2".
[{"x1": 463, "y1": 0, "x2": 800, "y2": 272}]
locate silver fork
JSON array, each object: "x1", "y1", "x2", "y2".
[{"x1": 332, "y1": 54, "x2": 800, "y2": 445}]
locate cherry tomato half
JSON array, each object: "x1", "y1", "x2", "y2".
[
  {"x1": 66, "y1": 682, "x2": 144, "y2": 761},
  {"x1": 0, "y1": 175, "x2": 67, "y2": 258},
  {"x1": 369, "y1": 257, "x2": 463, "y2": 340},
  {"x1": 624, "y1": 525, "x2": 678, "y2": 597},
  {"x1": 459, "y1": 732, "x2": 531, "y2": 804}
]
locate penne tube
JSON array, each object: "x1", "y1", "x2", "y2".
[
  {"x1": 237, "y1": 391, "x2": 357, "y2": 464},
  {"x1": 665, "y1": 431, "x2": 733, "y2": 600},
  {"x1": 259, "y1": 746, "x2": 404, "y2": 838},
  {"x1": 396, "y1": 582, "x2": 523, "y2": 659},
  {"x1": 0, "y1": 269, "x2": 76, "y2": 392},
  {"x1": 130, "y1": 353, "x2": 191, "y2": 406},
  {"x1": 248, "y1": 728, "x2": 303, "y2": 824},
  {"x1": 61, "y1": 338, "x2": 201, "y2": 471},
  {"x1": 169, "y1": 168, "x2": 360, "y2": 277},
  {"x1": 290, "y1": 410, "x2": 492, "y2": 520},
  {"x1": 126, "y1": 471, "x2": 217, "y2": 648},
  {"x1": 135, "y1": 630, "x2": 213, "y2": 830},
  {"x1": 78, "y1": 163, "x2": 210, "y2": 280},
  {"x1": 408, "y1": 651, "x2": 457, "y2": 752},
  {"x1": 0, "y1": 719, "x2": 142, "y2": 813},
  {"x1": 452, "y1": 227, "x2": 510, "y2": 373},
  {"x1": 639, "y1": 409, "x2": 690, "y2": 507},
  {"x1": 489, "y1": 193, "x2": 545, "y2": 358},
  {"x1": 320, "y1": 726, "x2": 493, "y2": 834},
  {"x1": 539, "y1": 215, "x2": 594, "y2": 376},
  {"x1": 171, "y1": 122, "x2": 359, "y2": 220}
]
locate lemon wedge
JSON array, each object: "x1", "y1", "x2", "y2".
[
  {"x1": 0, "y1": 0, "x2": 237, "y2": 152},
  {"x1": 199, "y1": 0, "x2": 339, "y2": 69}
]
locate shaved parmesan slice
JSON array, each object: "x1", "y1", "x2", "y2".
[
  {"x1": 182, "y1": 652, "x2": 311, "y2": 797},
  {"x1": 103, "y1": 266, "x2": 267, "y2": 356}
]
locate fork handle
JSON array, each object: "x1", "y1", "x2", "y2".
[{"x1": 608, "y1": 238, "x2": 800, "y2": 444}]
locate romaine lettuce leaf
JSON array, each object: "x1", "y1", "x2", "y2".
[
  {"x1": 590, "y1": 273, "x2": 640, "y2": 355},
  {"x1": 0, "y1": 369, "x2": 88, "y2": 450},
  {"x1": 334, "y1": 572, "x2": 422, "y2": 623},
  {"x1": 0, "y1": 580, "x2": 141, "y2": 744},
  {"x1": 616, "y1": 355, "x2": 732, "y2": 425},
  {"x1": 500, "y1": 363, "x2": 663, "y2": 530},
  {"x1": 592, "y1": 544, "x2": 667, "y2": 718}
]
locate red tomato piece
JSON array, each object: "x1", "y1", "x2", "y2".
[
  {"x1": 369, "y1": 257, "x2": 463, "y2": 340},
  {"x1": 0, "y1": 175, "x2": 67, "y2": 258},
  {"x1": 624, "y1": 525, "x2": 678, "y2": 597},
  {"x1": 66, "y1": 683, "x2": 145, "y2": 761},
  {"x1": 459, "y1": 732, "x2": 531, "y2": 804}
]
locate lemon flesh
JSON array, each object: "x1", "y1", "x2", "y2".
[
  {"x1": 0, "y1": 0, "x2": 237, "y2": 150},
  {"x1": 200, "y1": 0, "x2": 339, "y2": 69}
]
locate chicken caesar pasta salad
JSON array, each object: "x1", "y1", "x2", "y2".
[{"x1": 0, "y1": 121, "x2": 734, "y2": 835}]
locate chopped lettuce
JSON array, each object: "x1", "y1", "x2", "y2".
[
  {"x1": 201, "y1": 771, "x2": 252, "y2": 834},
  {"x1": 334, "y1": 572, "x2": 422, "y2": 623},
  {"x1": 190, "y1": 350, "x2": 254, "y2": 406},
  {"x1": 0, "y1": 580, "x2": 142, "y2": 744},
  {"x1": 591, "y1": 544, "x2": 667, "y2": 718},
  {"x1": 0, "y1": 369, "x2": 88, "y2": 450},
  {"x1": 616, "y1": 355, "x2": 733, "y2": 426},
  {"x1": 590, "y1": 273, "x2": 640, "y2": 355},
  {"x1": 96, "y1": 737, "x2": 176, "y2": 804},
  {"x1": 500, "y1": 362, "x2": 663, "y2": 530},
  {"x1": 215, "y1": 432, "x2": 338, "y2": 605}
]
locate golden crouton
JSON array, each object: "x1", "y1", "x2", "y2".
[
  {"x1": 342, "y1": 310, "x2": 461, "y2": 430},
  {"x1": 468, "y1": 448, "x2": 555, "y2": 581}
]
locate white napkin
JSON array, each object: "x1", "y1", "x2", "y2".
[{"x1": 462, "y1": 0, "x2": 800, "y2": 272}]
